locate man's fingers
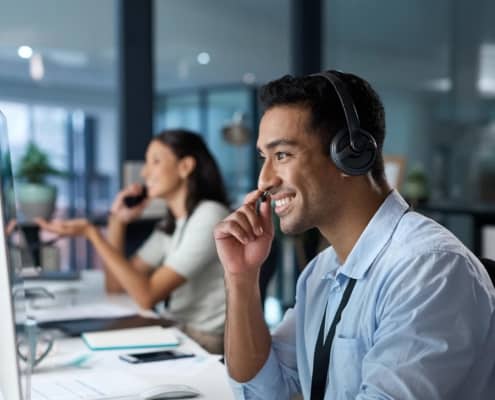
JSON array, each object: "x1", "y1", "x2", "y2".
[
  {"x1": 258, "y1": 198, "x2": 273, "y2": 233},
  {"x1": 244, "y1": 192, "x2": 273, "y2": 236},
  {"x1": 215, "y1": 189, "x2": 274, "y2": 248},
  {"x1": 237, "y1": 204, "x2": 265, "y2": 237},
  {"x1": 214, "y1": 220, "x2": 251, "y2": 245},
  {"x1": 243, "y1": 190, "x2": 265, "y2": 206},
  {"x1": 230, "y1": 210, "x2": 259, "y2": 241}
]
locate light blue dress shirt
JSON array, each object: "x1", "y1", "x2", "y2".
[{"x1": 230, "y1": 190, "x2": 495, "y2": 399}]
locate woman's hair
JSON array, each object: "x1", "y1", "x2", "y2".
[{"x1": 153, "y1": 129, "x2": 228, "y2": 234}]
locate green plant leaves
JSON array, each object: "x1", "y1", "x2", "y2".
[{"x1": 16, "y1": 141, "x2": 65, "y2": 184}]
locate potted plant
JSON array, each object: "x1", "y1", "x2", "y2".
[
  {"x1": 15, "y1": 141, "x2": 64, "y2": 220},
  {"x1": 402, "y1": 164, "x2": 429, "y2": 208}
]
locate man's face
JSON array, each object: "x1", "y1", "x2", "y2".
[{"x1": 257, "y1": 105, "x2": 343, "y2": 234}]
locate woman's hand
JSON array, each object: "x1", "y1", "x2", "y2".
[
  {"x1": 35, "y1": 217, "x2": 94, "y2": 238},
  {"x1": 110, "y1": 183, "x2": 149, "y2": 224},
  {"x1": 5, "y1": 219, "x2": 17, "y2": 236},
  {"x1": 214, "y1": 190, "x2": 274, "y2": 279}
]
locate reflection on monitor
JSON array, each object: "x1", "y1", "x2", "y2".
[{"x1": 0, "y1": 110, "x2": 28, "y2": 400}]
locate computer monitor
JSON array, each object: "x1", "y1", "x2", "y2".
[{"x1": 0, "y1": 110, "x2": 28, "y2": 400}]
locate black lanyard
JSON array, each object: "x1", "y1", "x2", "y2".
[{"x1": 310, "y1": 277, "x2": 357, "y2": 400}]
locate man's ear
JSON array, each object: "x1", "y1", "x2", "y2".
[{"x1": 178, "y1": 156, "x2": 196, "y2": 178}]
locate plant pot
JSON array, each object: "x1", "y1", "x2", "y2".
[{"x1": 17, "y1": 183, "x2": 57, "y2": 220}]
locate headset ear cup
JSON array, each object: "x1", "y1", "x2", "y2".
[{"x1": 330, "y1": 129, "x2": 377, "y2": 175}]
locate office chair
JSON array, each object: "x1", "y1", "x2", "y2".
[{"x1": 479, "y1": 258, "x2": 495, "y2": 286}]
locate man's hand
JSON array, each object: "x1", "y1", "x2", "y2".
[
  {"x1": 214, "y1": 190, "x2": 274, "y2": 277},
  {"x1": 35, "y1": 217, "x2": 94, "y2": 238}
]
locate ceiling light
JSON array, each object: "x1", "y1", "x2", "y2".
[
  {"x1": 423, "y1": 78, "x2": 451, "y2": 92},
  {"x1": 197, "y1": 52, "x2": 210, "y2": 65},
  {"x1": 30, "y1": 53, "x2": 45, "y2": 81},
  {"x1": 478, "y1": 43, "x2": 495, "y2": 96},
  {"x1": 18, "y1": 46, "x2": 33, "y2": 59},
  {"x1": 242, "y1": 72, "x2": 256, "y2": 84}
]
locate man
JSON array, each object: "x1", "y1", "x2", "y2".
[{"x1": 214, "y1": 70, "x2": 495, "y2": 399}]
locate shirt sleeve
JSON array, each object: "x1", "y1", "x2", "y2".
[
  {"x1": 135, "y1": 229, "x2": 168, "y2": 267},
  {"x1": 165, "y1": 202, "x2": 229, "y2": 278},
  {"x1": 229, "y1": 308, "x2": 301, "y2": 399},
  {"x1": 357, "y1": 251, "x2": 494, "y2": 399}
]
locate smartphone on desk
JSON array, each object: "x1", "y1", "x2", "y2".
[{"x1": 119, "y1": 349, "x2": 194, "y2": 364}]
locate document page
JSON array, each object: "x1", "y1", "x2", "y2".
[{"x1": 31, "y1": 370, "x2": 149, "y2": 400}]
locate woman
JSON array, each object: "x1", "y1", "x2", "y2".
[{"x1": 36, "y1": 130, "x2": 230, "y2": 353}]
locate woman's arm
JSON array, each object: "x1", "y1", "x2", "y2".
[
  {"x1": 104, "y1": 214, "x2": 134, "y2": 293},
  {"x1": 104, "y1": 185, "x2": 151, "y2": 292},
  {"x1": 88, "y1": 224, "x2": 186, "y2": 308},
  {"x1": 35, "y1": 218, "x2": 186, "y2": 309},
  {"x1": 104, "y1": 255, "x2": 151, "y2": 293}
]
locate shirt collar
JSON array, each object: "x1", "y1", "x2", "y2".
[{"x1": 328, "y1": 189, "x2": 409, "y2": 281}]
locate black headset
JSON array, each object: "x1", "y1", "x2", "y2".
[{"x1": 311, "y1": 71, "x2": 378, "y2": 176}]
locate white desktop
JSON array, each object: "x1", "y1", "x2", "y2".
[{"x1": 0, "y1": 111, "x2": 234, "y2": 400}]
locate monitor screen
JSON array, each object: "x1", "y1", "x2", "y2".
[{"x1": 0, "y1": 110, "x2": 28, "y2": 400}]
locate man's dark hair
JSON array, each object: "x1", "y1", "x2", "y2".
[
  {"x1": 259, "y1": 70, "x2": 386, "y2": 183},
  {"x1": 153, "y1": 129, "x2": 229, "y2": 234}
]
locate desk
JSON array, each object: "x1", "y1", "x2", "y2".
[{"x1": 25, "y1": 271, "x2": 234, "y2": 400}]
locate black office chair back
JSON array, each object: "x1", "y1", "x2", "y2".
[{"x1": 479, "y1": 258, "x2": 495, "y2": 287}]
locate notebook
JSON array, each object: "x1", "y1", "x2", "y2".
[
  {"x1": 82, "y1": 326, "x2": 180, "y2": 351},
  {"x1": 39, "y1": 314, "x2": 174, "y2": 337}
]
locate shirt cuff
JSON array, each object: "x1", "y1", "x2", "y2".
[{"x1": 228, "y1": 348, "x2": 281, "y2": 399}]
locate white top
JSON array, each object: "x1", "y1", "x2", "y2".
[{"x1": 137, "y1": 200, "x2": 229, "y2": 334}]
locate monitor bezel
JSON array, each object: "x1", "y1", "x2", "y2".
[{"x1": 0, "y1": 110, "x2": 25, "y2": 400}]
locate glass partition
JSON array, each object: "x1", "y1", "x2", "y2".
[
  {"x1": 155, "y1": 86, "x2": 258, "y2": 206},
  {"x1": 323, "y1": 0, "x2": 495, "y2": 253},
  {"x1": 206, "y1": 88, "x2": 257, "y2": 205},
  {"x1": 155, "y1": 93, "x2": 201, "y2": 133}
]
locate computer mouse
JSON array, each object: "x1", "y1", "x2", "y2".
[{"x1": 139, "y1": 384, "x2": 200, "y2": 399}]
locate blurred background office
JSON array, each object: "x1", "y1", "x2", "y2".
[{"x1": 1, "y1": 0, "x2": 495, "y2": 325}]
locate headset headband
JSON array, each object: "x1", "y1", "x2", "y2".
[{"x1": 311, "y1": 71, "x2": 362, "y2": 152}]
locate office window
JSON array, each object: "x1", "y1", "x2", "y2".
[
  {"x1": 0, "y1": 100, "x2": 118, "y2": 271},
  {"x1": 0, "y1": 102, "x2": 30, "y2": 150},
  {"x1": 32, "y1": 106, "x2": 68, "y2": 172},
  {"x1": 323, "y1": 0, "x2": 495, "y2": 253},
  {"x1": 206, "y1": 88, "x2": 255, "y2": 205},
  {"x1": 153, "y1": 0, "x2": 291, "y2": 202},
  {"x1": 155, "y1": 93, "x2": 201, "y2": 133}
]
